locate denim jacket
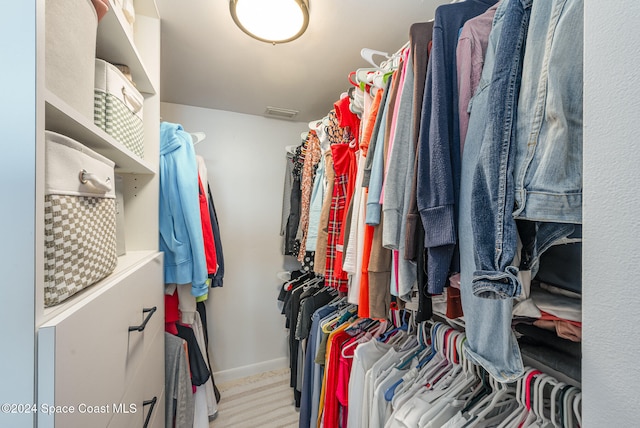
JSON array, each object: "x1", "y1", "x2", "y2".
[
  {"x1": 459, "y1": 0, "x2": 525, "y2": 383},
  {"x1": 470, "y1": 0, "x2": 583, "y2": 300},
  {"x1": 470, "y1": 0, "x2": 534, "y2": 300},
  {"x1": 514, "y1": 0, "x2": 583, "y2": 224}
]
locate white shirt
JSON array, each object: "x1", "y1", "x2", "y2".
[{"x1": 347, "y1": 339, "x2": 392, "y2": 428}]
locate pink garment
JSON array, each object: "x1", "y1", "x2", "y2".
[
  {"x1": 380, "y1": 50, "x2": 410, "y2": 203},
  {"x1": 538, "y1": 311, "x2": 582, "y2": 327},
  {"x1": 393, "y1": 250, "x2": 399, "y2": 295},
  {"x1": 556, "y1": 322, "x2": 582, "y2": 342},
  {"x1": 533, "y1": 319, "x2": 582, "y2": 342},
  {"x1": 448, "y1": 272, "x2": 461, "y2": 289},
  {"x1": 457, "y1": 4, "x2": 498, "y2": 154},
  {"x1": 91, "y1": 0, "x2": 109, "y2": 21}
]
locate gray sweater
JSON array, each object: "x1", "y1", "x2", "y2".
[
  {"x1": 165, "y1": 332, "x2": 195, "y2": 428},
  {"x1": 382, "y1": 51, "x2": 418, "y2": 301}
]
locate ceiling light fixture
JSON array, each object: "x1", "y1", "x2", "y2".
[{"x1": 229, "y1": 0, "x2": 309, "y2": 44}]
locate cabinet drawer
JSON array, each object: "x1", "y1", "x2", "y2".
[
  {"x1": 107, "y1": 325, "x2": 165, "y2": 428},
  {"x1": 38, "y1": 252, "x2": 163, "y2": 428}
]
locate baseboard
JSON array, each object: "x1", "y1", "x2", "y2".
[{"x1": 212, "y1": 357, "x2": 289, "y2": 384}]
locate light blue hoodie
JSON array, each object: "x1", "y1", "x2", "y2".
[{"x1": 159, "y1": 122, "x2": 208, "y2": 297}]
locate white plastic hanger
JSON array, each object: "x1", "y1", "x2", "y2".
[
  {"x1": 549, "y1": 381, "x2": 567, "y2": 428},
  {"x1": 189, "y1": 131, "x2": 206, "y2": 145},
  {"x1": 497, "y1": 369, "x2": 534, "y2": 428},
  {"x1": 572, "y1": 392, "x2": 582, "y2": 427},
  {"x1": 562, "y1": 387, "x2": 580, "y2": 428},
  {"x1": 464, "y1": 376, "x2": 517, "y2": 428},
  {"x1": 360, "y1": 48, "x2": 391, "y2": 68},
  {"x1": 427, "y1": 331, "x2": 474, "y2": 397},
  {"x1": 531, "y1": 374, "x2": 557, "y2": 427}
]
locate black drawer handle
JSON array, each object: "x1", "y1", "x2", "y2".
[
  {"x1": 142, "y1": 396, "x2": 157, "y2": 428},
  {"x1": 129, "y1": 307, "x2": 157, "y2": 332}
]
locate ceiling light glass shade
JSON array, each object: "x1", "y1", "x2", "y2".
[{"x1": 230, "y1": 0, "x2": 309, "y2": 44}]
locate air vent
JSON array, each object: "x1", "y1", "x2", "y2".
[{"x1": 264, "y1": 106, "x2": 299, "y2": 120}]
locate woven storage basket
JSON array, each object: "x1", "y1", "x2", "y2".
[
  {"x1": 44, "y1": 131, "x2": 118, "y2": 307},
  {"x1": 94, "y1": 59, "x2": 144, "y2": 158},
  {"x1": 45, "y1": 0, "x2": 97, "y2": 119}
]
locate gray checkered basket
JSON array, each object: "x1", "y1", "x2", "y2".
[
  {"x1": 94, "y1": 59, "x2": 144, "y2": 158},
  {"x1": 44, "y1": 131, "x2": 118, "y2": 307}
]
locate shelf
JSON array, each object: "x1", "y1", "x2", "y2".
[
  {"x1": 431, "y1": 313, "x2": 581, "y2": 387},
  {"x1": 45, "y1": 90, "x2": 156, "y2": 175},
  {"x1": 40, "y1": 250, "x2": 162, "y2": 327},
  {"x1": 522, "y1": 351, "x2": 581, "y2": 388},
  {"x1": 96, "y1": 0, "x2": 157, "y2": 95},
  {"x1": 134, "y1": 0, "x2": 160, "y2": 20}
]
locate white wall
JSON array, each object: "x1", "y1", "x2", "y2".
[
  {"x1": 161, "y1": 102, "x2": 306, "y2": 381},
  {"x1": 583, "y1": 1, "x2": 640, "y2": 425}
]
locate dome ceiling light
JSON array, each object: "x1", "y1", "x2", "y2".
[{"x1": 229, "y1": 0, "x2": 310, "y2": 44}]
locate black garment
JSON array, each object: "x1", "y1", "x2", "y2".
[
  {"x1": 282, "y1": 272, "x2": 315, "y2": 324},
  {"x1": 206, "y1": 185, "x2": 225, "y2": 288},
  {"x1": 285, "y1": 144, "x2": 305, "y2": 255},
  {"x1": 518, "y1": 221, "x2": 581, "y2": 294},
  {"x1": 403, "y1": 24, "x2": 436, "y2": 323},
  {"x1": 285, "y1": 175, "x2": 302, "y2": 255},
  {"x1": 197, "y1": 302, "x2": 220, "y2": 403},
  {"x1": 535, "y1": 241, "x2": 582, "y2": 295},
  {"x1": 516, "y1": 324, "x2": 581, "y2": 382},
  {"x1": 295, "y1": 287, "x2": 335, "y2": 341},
  {"x1": 404, "y1": 20, "x2": 435, "y2": 263},
  {"x1": 175, "y1": 323, "x2": 210, "y2": 386},
  {"x1": 287, "y1": 284, "x2": 306, "y2": 407},
  {"x1": 291, "y1": 269, "x2": 312, "y2": 282},
  {"x1": 416, "y1": 223, "x2": 433, "y2": 323},
  {"x1": 279, "y1": 271, "x2": 324, "y2": 407},
  {"x1": 285, "y1": 276, "x2": 325, "y2": 408},
  {"x1": 278, "y1": 283, "x2": 289, "y2": 305},
  {"x1": 300, "y1": 251, "x2": 315, "y2": 273}
]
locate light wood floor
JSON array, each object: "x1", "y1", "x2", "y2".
[{"x1": 210, "y1": 368, "x2": 299, "y2": 428}]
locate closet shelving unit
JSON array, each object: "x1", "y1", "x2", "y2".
[{"x1": 0, "y1": 0, "x2": 164, "y2": 427}]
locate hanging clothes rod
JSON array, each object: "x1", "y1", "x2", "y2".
[
  {"x1": 360, "y1": 0, "x2": 460, "y2": 68},
  {"x1": 360, "y1": 44, "x2": 408, "y2": 70}
]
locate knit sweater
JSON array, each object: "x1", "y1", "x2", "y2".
[{"x1": 416, "y1": 0, "x2": 499, "y2": 294}]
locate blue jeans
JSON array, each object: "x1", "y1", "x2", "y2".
[
  {"x1": 470, "y1": 0, "x2": 533, "y2": 299},
  {"x1": 460, "y1": 0, "x2": 525, "y2": 383},
  {"x1": 301, "y1": 305, "x2": 336, "y2": 428}
]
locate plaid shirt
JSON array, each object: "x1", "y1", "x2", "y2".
[{"x1": 325, "y1": 169, "x2": 349, "y2": 292}]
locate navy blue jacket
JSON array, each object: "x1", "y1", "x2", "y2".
[{"x1": 416, "y1": 0, "x2": 499, "y2": 294}]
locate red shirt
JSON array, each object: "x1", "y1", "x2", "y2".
[
  {"x1": 323, "y1": 330, "x2": 353, "y2": 428},
  {"x1": 198, "y1": 175, "x2": 217, "y2": 275},
  {"x1": 334, "y1": 95, "x2": 361, "y2": 145}
]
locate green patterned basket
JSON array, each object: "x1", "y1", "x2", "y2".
[{"x1": 94, "y1": 89, "x2": 144, "y2": 158}]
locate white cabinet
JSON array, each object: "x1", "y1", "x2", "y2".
[
  {"x1": 0, "y1": 1, "x2": 163, "y2": 427},
  {"x1": 38, "y1": 253, "x2": 164, "y2": 428}
]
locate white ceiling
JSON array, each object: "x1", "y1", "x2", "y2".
[{"x1": 156, "y1": 0, "x2": 447, "y2": 123}]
